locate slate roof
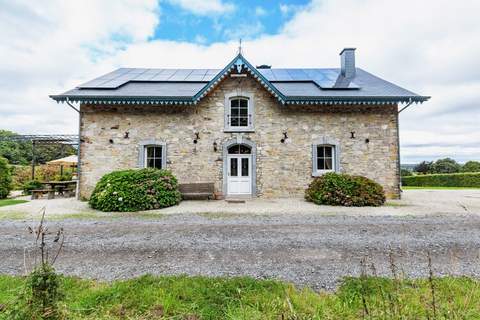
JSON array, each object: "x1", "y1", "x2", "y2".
[{"x1": 50, "y1": 54, "x2": 429, "y2": 106}]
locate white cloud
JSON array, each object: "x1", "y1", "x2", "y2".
[
  {"x1": 166, "y1": 0, "x2": 235, "y2": 15},
  {"x1": 254, "y1": 6, "x2": 267, "y2": 16},
  {"x1": 279, "y1": 3, "x2": 304, "y2": 16},
  {"x1": 1, "y1": 0, "x2": 479, "y2": 163}
]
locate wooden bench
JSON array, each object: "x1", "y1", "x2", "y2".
[
  {"x1": 179, "y1": 183, "x2": 215, "y2": 200},
  {"x1": 31, "y1": 189, "x2": 55, "y2": 200}
]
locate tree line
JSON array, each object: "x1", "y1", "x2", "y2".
[{"x1": 402, "y1": 158, "x2": 480, "y2": 176}]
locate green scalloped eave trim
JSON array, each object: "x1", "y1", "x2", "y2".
[
  {"x1": 53, "y1": 97, "x2": 197, "y2": 105},
  {"x1": 284, "y1": 96, "x2": 429, "y2": 105},
  {"x1": 52, "y1": 96, "x2": 427, "y2": 105}
]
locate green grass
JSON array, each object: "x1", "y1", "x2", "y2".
[
  {"x1": 0, "y1": 211, "x2": 28, "y2": 220},
  {"x1": 0, "y1": 274, "x2": 479, "y2": 319},
  {"x1": 0, "y1": 199, "x2": 28, "y2": 207},
  {"x1": 402, "y1": 186, "x2": 480, "y2": 190}
]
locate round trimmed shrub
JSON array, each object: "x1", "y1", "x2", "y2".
[
  {"x1": 305, "y1": 172, "x2": 385, "y2": 206},
  {"x1": 0, "y1": 156, "x2": 12, "y2": 199},
  {"x1": 89, "y1": 168, "x2": 182, "y2": 212}
]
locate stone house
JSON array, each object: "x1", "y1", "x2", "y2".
[{"x1": 51, "y1": 48, "x2": 428, "y2": 199}]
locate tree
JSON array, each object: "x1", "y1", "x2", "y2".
[
  {"x1": 401, "y1": 168, "x2": 413, "y2": 176},
  {"x1": 414, "y1": 161, "x2": 434, "y2": 174},
  {"x1": 462, "y1": 160, "x2": 480, "y2": 173},
  {"x1": 0, "y1": 156, "x2": 12, "y2": 199},
  {"x1": 432, "y1": 158, "x2": 461, "y2": 174}
]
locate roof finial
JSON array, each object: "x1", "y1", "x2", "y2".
[{"x1": 238, "y1": 38, "x2": 242, "y2": 55}]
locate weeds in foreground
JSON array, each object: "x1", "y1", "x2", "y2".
[{"x1": 5, "y1": 208, "x2": 65, "y2": 320}]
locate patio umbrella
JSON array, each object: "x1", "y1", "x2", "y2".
[{"x1": 47, "y1": 155, "x2": 77, "y2": 176}]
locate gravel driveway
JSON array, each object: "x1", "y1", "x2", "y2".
[{"x1": 1, "y1": 190, "x2": 480, "y2": 291}]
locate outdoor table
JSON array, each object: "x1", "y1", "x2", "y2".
[{"x1": 41, "y1": 180, "x2": 77, "y2": 197}]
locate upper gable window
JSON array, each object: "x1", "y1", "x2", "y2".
[
  {"x1": 230, "y1": 98, "x2": 249, "y2": 127},
  {"x1": 225, "y1": 94, "x2": 254, "y2": 132}
]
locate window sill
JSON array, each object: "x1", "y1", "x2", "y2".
[
  {"x1": 224, "y1": 128, "x2": 255, "y2": 133},
  {"x1": 312, "y1": 170, "x2": 336, "y2": 177}
]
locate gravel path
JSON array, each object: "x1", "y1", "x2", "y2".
[{"x1": 1, "y1": 211, "x2": 479, "y2": 291}]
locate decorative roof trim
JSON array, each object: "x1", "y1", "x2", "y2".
[
  {"x1": 49, "y1": 95, "x2": 196, "y2": 105},
  {"x1": 193, "y1": 54, "x2": 287, "y2": 104},
  {"x1": 284, "y1": 95, "x2": 430, "y2": 105},
  {"x1": 50, "y1": 94, "x2": 430, "y2": 106}
]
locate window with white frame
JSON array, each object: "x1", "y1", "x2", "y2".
[
  {"x1": 313, "y1": 145, "x2": 336, "y2": 174},
  {"x1": 226, "y1": 96, "x2": 253, "y2": 131},
  {"x1": 144, "y1": 145, "x2": 164, "y2": 169}
]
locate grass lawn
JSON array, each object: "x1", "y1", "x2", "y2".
[
  {"x1": 402, "y1": 186, "x2": 480, "y2": 190},
  {"x1": 0, "y1": 199, "x2": 28, "y2": 207},
  {"x1": 0, "y1": 274, "x2": 479, "y2": 319}
]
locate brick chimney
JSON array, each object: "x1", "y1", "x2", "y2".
[{"x1": 340, "y1": 48, "x2": 356, "y2": 78}]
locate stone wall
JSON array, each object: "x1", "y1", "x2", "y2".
[{"x1": 79, "y1": 74, "x2": 400, "y2": 199}]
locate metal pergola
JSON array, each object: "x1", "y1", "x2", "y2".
[{"x1": 0, "y1": 134, "x2": 79, "y2": 179}]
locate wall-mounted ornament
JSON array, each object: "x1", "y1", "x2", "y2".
[
  {"x1": 350, "y1": 131, "x2": 356, "y2": 139},
  {"x1": 213, "y1": 141, "x2": 218, "y2": 152},
  {"x1": 124, "y1": 131, "x2": 129, "y2": 139},
  {"x1": 193, "y1": 132, "x2": 200, "y2": 144},
  {"x1": 108, "y1": 139, "x2": 114, "y2": 144},
  {"x1": 365, "y1": 138, "x2": 370, "y2": 144},
  {"x1": 280, "y1": 131, "x2": 288, "y2": 143}
]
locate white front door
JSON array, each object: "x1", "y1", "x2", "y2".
[{"x1": 227, "y1": 155, "x2": 251, "y2": 195}]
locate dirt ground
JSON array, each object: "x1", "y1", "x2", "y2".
[{"x1": 0, "y1": 189, "x2": 479, "y2": 290}]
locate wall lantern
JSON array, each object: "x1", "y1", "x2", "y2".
[
  {"x1": 193, "y1": 132, "x2": 200, "y2": 144},
  {"x1": 280, "y1": 132, "x2": 288, "y2": 143},
  {"x1": 213, "y1": 141, "x2": 218, "y2": 152}
]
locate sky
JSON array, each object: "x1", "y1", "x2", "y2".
[{"x1": 0, "y1": 0, "x2": 479, "y2": 164}]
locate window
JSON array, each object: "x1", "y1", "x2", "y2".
[
  {"x1": 225, "y1": 93, "x2": 254, "y2": 132},
  {"x1": 312, "y1": 143, "x2": 339, "y2": 175},
  {"x1": 316, "y1": 145, "x2": 334, "y2": 172},
  {"x1": 229, "y1": 98, "x2": 250, "y2": 128},
  {"x1": 227, "y1": 144, "x2": 251, "y2": 154},
  {"x1": 144, "y1": 145, "x2": 163, "y2": 169}
]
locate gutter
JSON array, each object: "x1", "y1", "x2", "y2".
[
  {"x1": 396, "y1": 98, "x2": 414, "y2": 197},
  {"x1": 66, "y1": 98, "x2": 81, "y2": 200}
]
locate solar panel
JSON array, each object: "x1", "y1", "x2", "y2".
[
  {"x1": 287, "y1": 69, "x2": 309, "y2": 80},
  {"x1": 271, "y1": 69, "x2": 292, "y2": 81},
  {"x1": 258, "y1": 69, "x2": 275, "y2": 80},
  {"x1": 313, "y1": 79, "x2": 336, "y2": 88},
  {"x1": 76, "y1": 67, "x2": 360, "y2": 90}
]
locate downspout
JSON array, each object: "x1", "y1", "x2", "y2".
[
  {"x1": 396, "y1": 98, "x2": 414, "y2": 198},
  {"x1": 66, "y1": 98, "x2": 81, "y2": 200}
]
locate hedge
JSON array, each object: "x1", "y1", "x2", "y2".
[{"x1": 402, "y1": 172, "x2": 480, "y2": 187}]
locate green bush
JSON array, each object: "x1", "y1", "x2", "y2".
[
  {"x1": 23, "y1": 180, "x2": 43, "y2": 195},
  {"x1": 305, "y1": 172, "x2": 385, "y2": 206},
  {"x1": 0, "y1": 156, "x2": 12, "y2": 199},
  {"x1": 402, "y1": 172, "x2": 480, "y2": 187},
  {"x1": 89, "y1": 168, "x2": 182, "y2": 212},
  {"x1": 462, "y1": 161, "x2": 480, "y2": 173}
]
